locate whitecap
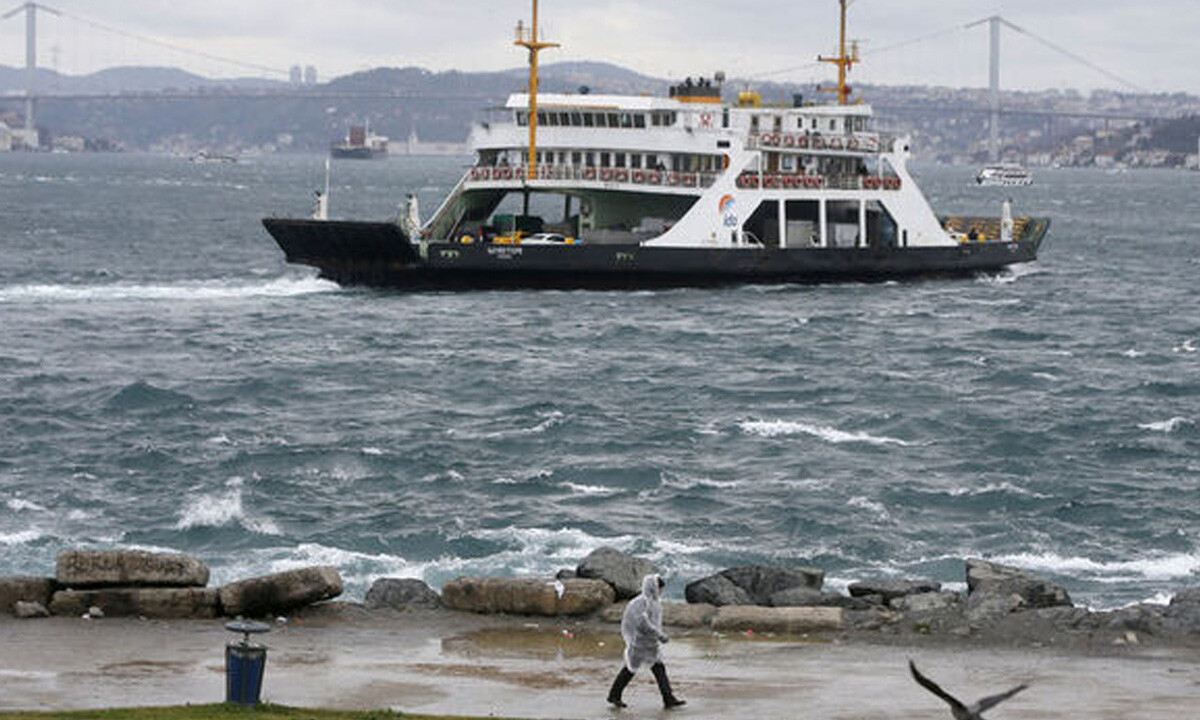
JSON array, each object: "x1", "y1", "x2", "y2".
[
  {"x1": 739, "y1": 419, "x2": 914, "y2": 447},
  {"x1": 5, "y1": 498, "x2": 47, "y2": 512},
  {"x1": 847, "y1": 495, "x2": 891, "y2": 520},
  {"x1": 1174, "y1": 339, "x2": 1197, "y2": 353},
  {"x1": 947, "y1": 481, "x2": 1051, "y2": 499},
  {"x1": 207, "y1": 434, "x2": 232, "y2": 445},
  {"x1": 1122, "y1": 348, "x2": 1146, "y2": 358},
  {"x1": 361, "y1": 447, "x2": 385, "y2": 456},
  {"x1": 1137, "y1": 417, "x2": 1192, "y2": 433},
  {"x1": 561, "y1": 482, "x2": 618, "y2": 496},
  {"x1": 0, "y1": 276, "x2": 338, "y2": 305},
  {"x1": 0, "y1": 528, "x2": 46, "y2": 545},
  {"x1": 175, "y1": 486, "x2": 280, "y2": 535},
  {"x1": 991, "y1": 551, "x2": 1200, "y2": 582}
]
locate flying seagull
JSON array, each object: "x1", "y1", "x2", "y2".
[{"x1": 909, "y1": 660, "x2": 1029, "y2": 720}]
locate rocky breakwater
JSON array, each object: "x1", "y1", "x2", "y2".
[{"x1": 2, "y1": 549, "x2": 344, "y2": 620}]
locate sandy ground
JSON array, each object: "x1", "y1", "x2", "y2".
[{"x1": 2, "y1": 608, "x2": 1199, "y2": 719}]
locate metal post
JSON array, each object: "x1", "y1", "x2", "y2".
[{"x1": 988, "y1": 15, "x2": 1001, "y2": 162}]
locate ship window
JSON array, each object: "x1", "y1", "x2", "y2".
[
  {"x1": 583, "y1": 113, "x2": 595, "y2": 127},
  {"x1": 615, "y1": 153, "x2": 626, "y2": 168},
  {"x1": 585, "y1": 152, "x2": 595, "y2": 166},
  {"x1": 774, "y1": 116, "x2": 783, "y2": 132},
  {"x1": 559, "y1": 112, "x2": 570, "y2": 125},
  {"x1": 811, "y1": 118, "x2": 818, "y2": 130},
  {"x1": 608, "y1": 113, "x2": 620, "y2": 127},
  {"x1": 634, "y1": 114, "x2": 646, "y2": 129},
  {"x1": 631, "y1": 154, "x2": 642, "y2": 169},
  {"x1": 829, "y1": 119, "x2": 837, "y2": 132},
  {"x1": 781, "y1": 155, "x2": 795, "y2": 171},
  {"x1": 600, "y1": 152, "x2": 611, "y2": 168},
  {"x1": 620, "y1": 113, "x2": 633, "y2": 128},
  {"x1": 722, "y1": 107, "x2": 729, "y2": 128},
  {"x1": 546, "y1": 113, "x2": 558, "y2": 126},
  {"x1": 516, "y1": 111, "x2": 528, "y2": 126},
  {"x1": 572, "y1": 151, "x2": 582, "y2": 165},
  {"x1": 797, "y1": 117, "x2": 805, "y2": 129},
  {"x1": 571, "y1": 112, "x2": 582, "y2": 126}
]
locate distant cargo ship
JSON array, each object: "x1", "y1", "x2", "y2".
[{"x1": 330, "y1": 123, "x2": 388, "y2": 159}]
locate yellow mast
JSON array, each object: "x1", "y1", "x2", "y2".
[
  {"x1": 818, "y1": 0, "x2": 859, "y2": 105},
  {"x1": 514, "y1": 0, "x2": 559, "y2": 181}
]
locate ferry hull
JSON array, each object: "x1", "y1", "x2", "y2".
[{"x1": 264, "y1": 218, "x2": 1048, "y2": 290}]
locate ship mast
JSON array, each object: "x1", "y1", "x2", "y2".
[
  {"x1": 515, "y1": 0, "x2": 559, "y2": 183},
  {"x1": 818, "y1": 0, "x2": 859, "y2": 105}
]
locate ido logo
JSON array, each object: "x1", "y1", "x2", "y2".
[{"x1": 719, "y1": 194, "x2": 738, "y2": 228}]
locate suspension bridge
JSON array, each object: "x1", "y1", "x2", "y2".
[{"x1": 0, "y1": 2, "x2": 1180, "y2": 152}]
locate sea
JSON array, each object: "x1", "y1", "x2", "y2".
[{"x1": 1, "y1": 152, "x2": 1198, "y2": 611}]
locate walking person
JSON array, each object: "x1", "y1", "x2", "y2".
[{"x1": 607, "y1": 574, "x2": 686, "y2": 709}]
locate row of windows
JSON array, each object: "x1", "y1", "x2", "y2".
[
  {"x1": 490, "y1": 149, "x2": 725, "y2": 173},
  {"x1": 515, "y1": 110, "x2": 679, "y2": 129}
]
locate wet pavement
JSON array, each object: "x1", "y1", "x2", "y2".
[{"x1": 1, "y1": 611, "x2": 1198, "y2": 718}]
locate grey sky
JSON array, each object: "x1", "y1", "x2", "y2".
[{"x1": 1, "y1": 1, "x2": 1195, "y2": 94}]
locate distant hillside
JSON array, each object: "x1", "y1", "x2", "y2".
[{"x1": 1, "y1": 61, "x2": 1196, "y2": 159}]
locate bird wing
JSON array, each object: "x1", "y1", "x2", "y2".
[
  {"x1": 909, "y1": 660, "x2": 969, "y2": 713},
  {"x1": 970, "y1": 683, "x2": 1029, "y2": 715}
]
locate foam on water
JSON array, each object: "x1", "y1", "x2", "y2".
[
  {"x1": 1137, "y1": 417, "x2": 1193, "y2": 433},
  {"x1": 175, "y1": 482, "x2": 281, "y2": 535},
  {"x1": 5, "y1": 497, "x2": 47, "y2": 512},
  {"x1": 0, "y1": 276, "x2": 338, "y2": 304},
  {"x1": 992, "y1": 551, "x2": 1200, "y2": 583},
  {"x1": 739, "y1": 419, "x2": 914, "y2": 447}
]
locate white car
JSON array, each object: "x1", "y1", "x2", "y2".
[{"x1": 521, "y1": 233, "x2": 580, "y2": 245}]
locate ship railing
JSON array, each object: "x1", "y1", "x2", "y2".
[
  {"x1": 466, "y1": 164, "x2": 720, "y2": 189},
  {"x1": 734, "y1": 172, "x2": 903, "y2": 191},
  {"x1": 753, "y1": 131, "x2": 882, "y2": 153},
  {"x1": 942, "y1": 215, "x2": 1031, "y2": 243}
]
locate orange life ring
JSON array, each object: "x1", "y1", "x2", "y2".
[
  {"x1": 667, "y1": 172, "x2": 680, "y2": 185},
  {"x1": 812, "y1": 136, "x2": 825, "y2": 149},
  {"x1": 829, "y1": 137, "x2": 843, "y2": 150},
  {"x1": 783, "y1": 134, "x2": 795, "y2": 147},
  {"x1": 863, "y1": 176, "x2": 878, "y2": 189},
  {"x1": 600, "y1": 168, "x2": 613, "y2": 181},
  {"x1": 616, "y1": 169, "x2": 629, "y2": 182},
  {"x1": 847, "y1": 137, "x2": 859, "y2": 150},
  {"x1": 797, "y1": 136, "x2": 809, "y2": 148},
  {"x1": 583, "y1": 167, "x2": 596, "y2": 180},
  {"x1": 633, "y1": 170, "x2": 645, "y2": 183}
]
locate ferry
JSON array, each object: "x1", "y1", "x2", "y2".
[
  {"x1": 976, "y1": 162, "x2": 1034, "y2": 186},
  {"x1": 263, "y1": 0, "x2": 1049, "y2": 289}
]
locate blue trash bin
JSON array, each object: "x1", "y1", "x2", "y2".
[
  {"x1": 225, "y1": 642, "x2": 267, "y2": 704},
  {"x1": 224, "y1": 619, "x2": 271, "y2": 705}
]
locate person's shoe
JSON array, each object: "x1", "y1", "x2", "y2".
[
  {"x1": 607, "y1": 695, "x2": 627, "y2": 708},
  {"x1": 664, "y1": 697, "x2": 687, "y2": 709}
]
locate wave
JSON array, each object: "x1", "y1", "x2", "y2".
[
  {"x1": 175, "y1": 482, "x2": 281, "y2": 535},
  {"x1": 1174, "y1": 339, "x2": 1197, "y2": 354},
  {"x1": 5, "y1": 497, "x2": 47, "y2": 512},
  {"x1": 0, "y1": 276, "x2": 338, "y2": 304},
  {"x1": 0, "y1": 528, "x2": 47, "y2": 545},
  {"x1": 739, "y1": 419, "x2": 915, "y2": 447},
  {"x1": 991, "y1": 551, "x2": 1200, "y2": 583},
  {"x1": 1138, "y1": 417, "x2": 1193, "y2": 433}
]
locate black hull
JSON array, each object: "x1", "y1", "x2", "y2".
[{"x1": 263, "y1": 217, "x2": 1048, "y2": 290}]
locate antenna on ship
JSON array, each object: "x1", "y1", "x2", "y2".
[
  {"x1": 818, "y1": 0, "x2": 859, "y2": 104},
  {"x1": 515, "y1": 0, "x2": 559, "y2": 193}
]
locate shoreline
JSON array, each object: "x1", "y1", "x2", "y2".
[{"x1": 3, "y1": 604, "x2": 1199, "y2": 718}]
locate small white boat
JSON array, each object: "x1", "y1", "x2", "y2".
[{"x1": 976, "y1": 162, "x2": 1033, "y2": 186}]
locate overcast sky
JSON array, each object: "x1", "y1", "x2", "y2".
[{"x1": 1, "y1": 1, "x2": 1196, "y2": 95}]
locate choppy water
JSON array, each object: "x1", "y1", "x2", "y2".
[{"x1": 2, "y1": 152, "x2": 1198, "y2": 610}]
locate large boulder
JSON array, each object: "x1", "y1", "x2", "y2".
[
  {"x1": 0, "y1": 577, "x2": 55, "y2": 613},
  {"x1": 685, "y1": 574, "x2": 753, "y2": 606},
  {"x1": 56, "y1": 550, "x2": 209, "y2": 588},
  {"x1": 848, "y1": 579, "x2": 941, "y2": 604},
  {"x1": 364, "y1": 578, "x2": 442, "y2": 610},
  {"x1": 13, "y1": 601, "x2": 50, "y2": 619},
  {"x1": 711, "y1": 606, "x2": 843, "y2": 634},
  {"x1": 49, "y1": 587, "x2": 220, "y2": 619},
  {"x1": 965, "y1": 558, "x2": 1072, "y2": 609},
  {"x1": 441, "y1": 577, "x2": 614, "y2": 616},
  {"x1": 219, "y1": 566, "x2": 343, "y2": 617},
  {"x1": 575, "y1": 547, "x2": 659, "y2": 601},
  {"x1": 686, "y1": 566, "x2": 824, "y2": 606}
]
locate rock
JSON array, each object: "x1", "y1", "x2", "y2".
[
  {"x1": 664, "y1": 601, "x2": 717, "y2": 628},
  {"x1": 965, "y1": 591, "x2": 1026, "y2": 625},
  {"x1": 711, "y1": 606, "x2": 843, "y2": 634},
  {"x1": 849, "y1": 579, "x2": 941, "y2": 603},
  {"x1": 13, "y1": 601, "x2": 49, "y2": 619},
  {"x1": 441, "y1": 577, "x2": 614, "y2": 616},
  {"x1": 0, "y1": 577, "x2": 55, "y2": 613},
  {"x1": 685, "y1": 574, "x2": 753, "y2": 606},
  {"x1": 56, "y1": 550, "x2": 209, "y2": 588},
  {"x1": 890, "y1": 591, "x2": 959, "y2": 614},
  {"x1": 1169, "y1": 587, "x2": 1200, "y2": 606},
  {"x1": 767, "y1": 586, "x2": 826, "y2": 607},
  {"x1": 1102, "y1": 604, "x2": 1165, "y2": 636},
  {"x1": 599, "y1": 601, "x2": 718, "y2": 629},
  {"x1": 575, "y1": 547, "x2": 658, "y2": 601},
  {"x1": 719, "y1": 566, "x2": 824, "y2": 605},
  {"x1": 364, "y1": 578, "x2": 441, "y2": 610},
  {"x1": 219, "y1": 566, "x2": 343, "y2": 617},
  {"x1": 49, "y1": 587, "x2": 220, "y2": 619},
  {"x1": 965, "y1": 558, "x2": 1072, "y2": 609},
  {"x1": 687, "y1": 566, "x2": 824, "y2": 607}
]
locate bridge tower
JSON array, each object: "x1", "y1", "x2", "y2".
[
  {"x1": 2, "y1": 2, "x2": 58, "y2": 137},
  {"x1": 966, "y1": 15, "x2": 1004, "y2": 162}
]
